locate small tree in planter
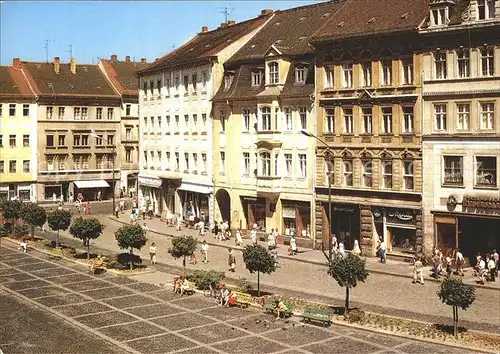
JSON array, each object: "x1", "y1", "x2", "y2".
[
  {"x1": 1, "y1": 200, "x2": 24, "y2": 224},
  {"x1": 242, "y1": 244, "x2": 276, "y2": 297},
  {"x1": 437, "y1": 277, "x2": 475, "y2": 337},
  {"x1": 0, "y1": 224, "x2": 8, "y2": 249},
  {"x1": 168, "y1": 235, "x2": 198, "y2": 275},
  {"x1": 47, "y1": 209, "x2": 72, "y2": 248},
  {"x1": 12, "y1": 224, "x2": 29, "y2": 238},
  {"x1": 328, "y1": 253, "x2": 369, "y2": 315},
  {"x1": 21, "y1": 203, "x2": 47, "y2": 238},
  {"x1": 69, "y1": 217, "x2": 103, "y2": 260},
  {"x1": 114, "y1": 224, "x2": 148, "y2": 270}
]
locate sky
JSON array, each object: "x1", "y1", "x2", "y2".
[{"x1": 0, "y1": 0, "x2": 318, "y2": 66}]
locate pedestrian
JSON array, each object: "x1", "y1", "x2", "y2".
[
  {"x1": 267, "y1": 229, "x2": 276, "y2": 251},
  {"x1": 166, "y1": 210, "x2": 173, "y2": 226},
  {"x1": 201, "y1": 240, "x2": 209, "y2": 263},
  {"x1": 176, "y1": 214, "x2": 183, "y2": 231},
  {"x1": 129, "y1": 210, "x2": 135, "y2": 224},
  {"x1": 149, "y1": 242, "x2": 157, "y2": 265},
  {"x1": 148, "y1": 204, "x2": 154, "y2": 219},
  {"x1": 142, "y1": 222, "x2": 149, "y2": 235},
  {"x1": 476, "y1": 255, "x2": 486, "y2": 284},
  {"x1": 57, "y1": 203, "x2": 63, "y2": 211},
  {"x1": 289, "y1": 236, "x2": 297, "y2": 255},
  {"x1": 68, "y1": 192, "x2": 74, "y2": 204},
  {"x1": 52, "y1": 193, "x2": 57, "y2": 203},
  {"x1": 377, "y1": 238, "x2": 386, "y2": 264},
  {"x1": 60, "y1": 194, "x2": 64, "y2": 204},
  {"x1": 487, "y1": 254, "x2": 496, "y2": 282},
  {"x1": 97, "y1": 190, "x2": 102, "y2": 202},
  {"x1": 86, "y1": 201, "x2": 91, "y2": 215},
  {"x1": 273, "y1": 228, "x2": 279, "y2": 248},
  {"x1": 412, "y1": 255, "x2": 424, "y2": 285},
  {"x1": 119, "y1": 198, "x2": 125, "y2": 213},
  {"x1": 199, "y1": 219, "x2": 205, "y2": 236},
  {"x1": 493, "y1": 249, "x2": 499, "y2": 276},
  {"x1": 454, "y1": 248, "x2": 465, "y2": 276},
  {"x1": 250, "y1": 228, "x2": 257, "y2": 245},
  {"x1": 228, "y1": 248, "x2": 236, "y2": 272},
  {"x1": 235, "y1": 228, "x2": 243, "y2": 246},
  {"x1": 352, "y1": 239, "x2": 361, "y2": 257},
  {"x1": 432, "y1": 251, "x2": 441, "y2": 278},
  {"x1": 115, "y1": 205, "x2": 120, "y2": 218},
  {"x1": 338, "y1": 242, "x2": 345, "y2": 259},
  {"x1": 331, "y1": 236, "x2": 338, "y2": 253},
  {"x1": 445, "y1": 254, "x2": 453, "y2": 277}
]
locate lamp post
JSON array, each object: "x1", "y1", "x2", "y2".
[
  {"x1": 90, "y1": 133, "x2": 116, "y2": 214},
  {"x1": 301, "y1": 129, "x2": 333, "y2": 262}
]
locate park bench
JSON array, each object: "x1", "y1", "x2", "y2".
[
  {"x1": 88, "y1": 258, "x2": 106, "y2": 274},
  {"x1": 265, "y1": 301, "x2": 294, "y2": 318},
  {"x1": 233, "y1": 291, "x2": 252, "y2": 308},
  {"x1": 50, "y1": 248, "x2": 64, "y2": 260},
  {"x1": 176, "y1": 281, "x2": 196, "y2": 296},
  {"x1": 301, "y1": 307, "x2": 333, "y2": 326}
]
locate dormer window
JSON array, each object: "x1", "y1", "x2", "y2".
[
  {"x1": 430, "y1": 7, "x2": 449, "y2": 26},
  {"x1": 478, "y1": 0, "x2": 495, "y2": 20},
  {"x1": 268, "y1": 62, "x2": 279, "y2": 85},
  {"x1": 251, "y1": 70, "x2": 262, "y2": 86},
  {"x1": 295, "y1": 65, "x2": 308, "y2": 84},
  {"x1": 224, "y1": 74, "x2": 234, "y2": 90}
]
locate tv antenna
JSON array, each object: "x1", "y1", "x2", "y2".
[
  {"x1": 43, "y1": 39, "x2": 55, "y2": 62},
  {"x1": 216, "y1": 5, "x2": 235, "y2": 24},
  {"x1": 66, "y1": 44, "x2": 73, "y2": 60}
]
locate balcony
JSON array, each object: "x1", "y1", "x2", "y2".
[{"x1": 256, "y1": 175, "x2": 281, "y2": 191}]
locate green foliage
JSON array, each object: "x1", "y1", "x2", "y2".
[
  {"x1": 116, "y1": 253, "x2": 142, "y2": 269},
  {"x1": 187, "y1": 270, "x2": 225, "y2": 290},
  {"x1": 0, "y1": 224, "x2": 8, "y2": 238},
  {"x1": 242, "y1": 244, "x2": 276, "y2": 275},
  {"x1": 438, "y1": 277, "x2": 475, "y2": 310},
  {"x1": 115, "y1": 224, "x2": 147, "y2": 254},
  {"x1": 168, "y1": 235, "x2": 198, "y2": 259},
  {"x1": 0, "y1": 200, "x2": 24, "y2": 220},
  {"x1": 328, "y1": 253, "x2": 369, "y2": 289},
  {"x1": 69, "y1": 217, "x2": 103, "y2": 241},
  {"x1": 21, "y1": 203, "x2": 47, "y2": 230},
  {"x1": 47, "y1": 209, "x2": 72, "y2": 233},
  {"x1": 12, "y1": 224, "x2": 29, "y2": 237}
]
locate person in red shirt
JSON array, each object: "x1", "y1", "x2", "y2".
[{"x1": 86, "y1": 201, "x2": 91, "y2": 215}]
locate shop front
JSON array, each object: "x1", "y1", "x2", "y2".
[
  {"x1": 0, "y1": 183, "x2": 34, "y2": 201},
  {"x1": 281, "y1": 200, "x2": 311, "y2": 238},
  {"x1": 178, "y1": 183, "x2": 212, "y2": 223},
  {"x1": 329, "y1": 203, "x2": 360, "y2": 250},
  {"x1": 139, "y1": 175, "x2": 163, "y2": 216},
  {"x1": 74, "y1": 180, "x2": 111, "y2": 202},
  {"x1": 241, "y1": 196, "x2": 267, "y2": 232},
  {"x1": 373, "y1": 207, "x2": 419, "y2": 255}
]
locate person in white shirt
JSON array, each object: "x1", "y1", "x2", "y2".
[
  {"x1": 235, "y1": 229, "x2": 243, "y2": 246},
  {"x1": 119, "y1": 198, "x2": 125, "y2": 213},
  {"x1": 199, "y1": 220, "x2": 205, "y2": 236},
  {"x1": 267, "y1": 230, "x2": 276, "y2": 251},
  {"x1": 201, "y1": 240, "x2": 209, "y2": 263},
  {"x1": 454, "y1": 248, "x2": 465, "y2": 276},
  {"x1": 487, "y1": 255, "x2": 496, "y2": 282},
  {"x1": 250, "y1": 228, "x2": 257, "y2": 245},
  {"x1": 338, "y1": 242, "x2": 345, "y2": 259},
  {"x1": 149, "y1": 242, "x2": 157, "y2": 265},
  {"x1": 351, "y1": 239, "x2": 361, "y2": 257},
  {"x1": 290, "y1": 236, "x2": 297, "y2": 256},
  {"x1": 477, "y1": 255, "x2": 486, "y2": 284}
]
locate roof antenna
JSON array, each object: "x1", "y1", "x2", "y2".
[
  {"x1": 43, "y1": 39, "x2": 55, "y2": 62},
  {"x1": 216, "y1": 4, "x2": 235, "y2": 24},
  {"x1": 66, "y1": 44, "x2": 73, "y2": 60}
]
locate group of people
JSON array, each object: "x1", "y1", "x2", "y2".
[
  {"x1": 172, "y1": 276, "x2": 192, "y2": 296},
  {"x1": 472, "y1": 251, "x2": 498, "y2": 284},
  {"x1": 330, "y1": 237, "x2": 362, "y2": 260}
]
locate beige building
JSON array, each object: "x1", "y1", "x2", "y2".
[{"x1": 421, "y1": 0, "x2": 500, "y2": 261}]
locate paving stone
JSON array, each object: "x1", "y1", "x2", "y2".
[
  {"x1": 303, "y1": 336, "x2": 382, "y2": 354},
  {"x1": 212, "y1": 335, "x2": 287, "y2": 354},
  {"x1": 0, "y1": 272, "x2": 36, "y2": 283},
  {"x1": 172, "y1": 295, "x2": 218, "y2": 310},
  {"x1": 75, "y1": 310, "x2": 138, "y2": 329},
  {"x1": 16, "y1": 262, "x2": 59, "y2": 271},
  {"x1": 17, "y1": 286, "x2": 71, "y2": 299},
  {"x1": 126, "y1": 333, "x2": 197, "y2": 353},
  {"x1": 125, "y1": 282, "x2": 163, "y2": 293},
  {"x1": 226, "y1": 314, "x2": 287, "y2": 333},
  {"x1": 149, "y1": 289, "x2": 180, "y2": 302},
  {"x1": 200, "y1": 305, "x2": 257, "y2": 321},
  {"x1": 56, "y1": 302, "x2": 113, "y2": 317},
  {"x1": 98, "y1": 321, "x2": 165, "y2": 342},
  {"x1": 398, "y1": 342, "x2": 476, "y2": 354},
  {"x1": 0, "y1": 268, "x2": 20, "y2": 276},
  {"x1": 348, "y1": 329, "x2": 408, "y2": 348},
  {"x1": 105, "y1": 277, "x2": 139, "y2": 285},
  {"x1": 34, "y1": 293, "x2": 90, "y2": 307},
  {"x1": 30, "y1": 267, "x2": 77, "y2": 278},
  {"x1": 126, "y1": 303, "x2": 184, "y2": 319},
  {"x1": 2, "y1": 257, "x2": 39, "y2": 266},
  {"x1": 80, "y1": 286, "x2": 134, "y2": 300},
  {"x1": 3, "y1": 279, "x2": 51, "y2": 291},
  {"x1": 172, "y1": 347, "x2": 220, "y2": 354},
  {"x1": 263, "y1": 323, "x2": 335, "y2": 347},
  {"x1": 151, "y1": 312, "x2": 215, "y2": 331},
  {"x1": 179, "y1": 323, "x2": 248, "y2": 344},
  {"x1": 102, "y1": 294, "x2": 160, "y2": 309},
  {"x1": 64, "y1": 279, "x2": 112, "y2": 291},
  {"x1": 47, "y1": 273, "x2": 95, "y2": 285}
]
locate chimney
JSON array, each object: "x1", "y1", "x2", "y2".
[
  {"x1": 228, "y1": 20, "x2": 236, "y2": 26},
  {"x1": 201, "y1": 25, "x2": 208, "y2": 32},
  {"x1": 111, "y1": 54, "x2": 117, "y2": 61},
  {"x1": 261, "y1": 9, "x2": 273, "y2": 16},
  {"x1": 141, "y1": 58, "x2": 146, "y2": 63},
  {"x1": 13, "y1": 58, "x2": 21, "y2": 70},
  {"x1": 220, "y1": 22, "x2": 228, "y2": 28},
  {"x1": 70, "y1": 57, "x2": 77, "y2": 74},
  {"x1": 125, "y1": 55, "x2": 130, "y2": 62},
  {"x1": 54, "y1": 57, "x2": 60, "y2": 74}
]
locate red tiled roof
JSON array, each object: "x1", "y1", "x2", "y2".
[
  {"x1": 0, "y1": 66, "x2": 35, "y2": 100},
  {"x1": 311, "y1": 0, "x2": 428, "y2": 42},
  {"x1": 100, "y1": 59, "x2": 148, "y2": 96},
  {"x1": 136, "y1": 14, "x2": 272, "y2": 76}
]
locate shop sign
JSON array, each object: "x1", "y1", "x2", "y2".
[
  {"x1": 241, "y1": 196, "x2": 265, "y2": 204},
  {"x1": 386, "y1": 208, "x2": 415, "y2": 225},
  {"x1": 139, "y1": 176, "x2": 162, "y2": 188},
  {"x1": 463, "y1": 196, "x2": 500, "y2": 211},
  {"x1": 282, "y1": 207, "x2": 296, "y2": 218},
  {"x1": 332, "y1": 204, "x2": 356, "y2": 213},
  {"x1": 282, "y1": 199, "x2": 310, "y2": 209}
]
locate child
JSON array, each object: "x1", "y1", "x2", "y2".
[{"x1": 149, "y1": 242, "x2": 157, "y2": 265}]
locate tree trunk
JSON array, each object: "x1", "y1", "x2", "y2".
[
  {"x1": 183, "y1": 256, "x2": 186, "y2": 275},
  {"x1": 56, "y1": 230, "x2": 60, "y2": 248},
  {"x1": 345, "y1": 287, "x2": 350, "y2": 315},
  {"x1": 129, "y1": 248, "x2": 134, "y2": 270},
  {"x1": 87, "y1": 240, "x2": 90, "y2": 260},
  {"x1": 257, "y1": 271, "x2": 260, "y2": 297},
  {"x1": 30, "y1": 225, "x2": 34, "y2": 239},
  {"x1": 453, "y1": 306, "x2": 458, "y2": 337}
]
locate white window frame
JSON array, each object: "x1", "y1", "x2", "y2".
[
  {"x1": 260, "y1": 152, "x2": 271, "y2": 177},
  {"x1": 434, "y1": 103, "x2": 447, "y2": 131},
  {"x1": 325, "y1": 66, "x2": 334, "y2": 88},
  {"x1": 443, "y1": 155, "x2": 464, "y2": 186},
  {"x1": 475, "y1": 156, "x2": 497, "y2": 187},
  {"x1": 362, "y1": 62, "x2": 372, "y2": 87},
  {"x1": 260, "y1": 106, "x2": 272, "y2": 131},
  {"x1": 431, "y1": 7, "x2": 449, "y2": 26},
  {"x1": 325, "y1": 107, "x2": 335, "y2": 133},
  {"x1": 402, "y1": 58, "x2": 414, "y2": 84},
  {"x1": 457, "y1": 49, "x2": 470, "y2": 78},
  {"x1": 477, "y1": 0, "x2": 495, "y2": 20},
  {"x1": 283, "y1": 107, "x2": 292, "y2": 131},
  {"x1": 456, "y1": 103, "x2": 470, "y2": 131},
  {"x1": 481, "y1": 48, "x2": 494, "y2": 77},
  {"x1": 343, "y1": 159, "x2": 353, "y2": 187},
  {"x1": 362, "y1": 107, "x2": 373, "y2": 134},
  {"x1": 362, "y1": 159, "x2": 373, "y2": 187},
  {"x1": 403, "y1": 160, "x2": 414, "y2": 191},
  {"x1": 295, "y1": 66, "x2": 307, "y2": 84},
  {"x1": 402, "y1": 106, "x2": 414, "y2": 134},
  {"x1": 298, "y1": 153, "x2": 307, "y2": 178},
  {"x1": 284, "y1": 153, "x2": 292, "y2": 177},
  {"x1": 220, "y1": 151, "x2": 225, "y2": 175},
  {"x1": 343, "y1": 107, "x2": 353, "y2": 134},
  {"x1": 243, "y1": 152, "x2": 250, "y2": 176},
  {"x1": 299, "y1": 107, "x2": 307, "y2": 130},
  {"x1": 251, "y1": 71, "x2": 262, "y2": 87},
  {"x1": 435, "y1": 51, "x2": 447, "y2": 79},
  {"x1": 342, "y1": 63, "x2": 353, "y2": 88},
  {"x1": 480, "y1": 102, "x2": 494, "y2": 130},
  {"x1": 382, "y1": 159, "x2": 393, "y2": 189},
  {"x1": 268, "y1": 62, "x2": 279, "y2": 85},
  {"x1": 382, "y1": 107, "x2": 393, "y2": 134},
  {"x1": 381, "y1": 60, "x2": 392, "y2": 86}
]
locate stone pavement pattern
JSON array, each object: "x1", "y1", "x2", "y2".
[
  {"x1": 0, "y1": 244, "x2": 484, "y2": 354},
  {"x1": 44, "y1": 214, "x2": 500, "y2": 333}
]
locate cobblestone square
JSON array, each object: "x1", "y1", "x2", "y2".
[
  {"x1": 102, "y1": 294, "x2": 160, "y2": 308},
  {"x1": 126, "y1": 333, "x2": 197, "y2": 353},
  {"x1": 34, "y1": 293, "x2": 90, "y2": 307},
  {"x1": 55, "y1": 301, "x2": 113, "y2": 317},
  {"x1": 64, "y1": 279, "x2": 113, "y2": 291},
  {"x1": 75, "y1": 310, "x2": 139, "y2": 328},
  {"x1": 30, "y1": 267, "x2": 77, "y2": 278},
  {"x1": 125, "y1": 281, "x2": 162, "y2": 292},
  {"x1": 47, "y1": 273, "x2": 95, "y2": 285},
  {"x1": 3, "y1": 278, "x2": 51, "y2": 290},
  {"x1": 172, "y1": 295, "x2": 222, "y2": 310},
  {"x1": 80, "y1": 286, "x2": 134, "y2": 299},
  {"x1": 303, "y1": 337, "x2": 382, "y2": 354},
  {"x1": 151, "y1": 312, "x2": 215, "y2": 331},
  {"x1": 17, "y1": 285, "x2": 71, "y2": 298},
  {"x1": 98, "y1": 321, "x2": 165, "y2": 342},
  {"x1": 149, "y1": 289, "x2": 181, "y2": 301},
  {"x1": 264, "y1": 323, "x2": 335, "y2": 347},
  {"x1": 212, "y1": 335, "x2": 288, "y2": 354},
  {"x1": 178, "y1": 323, "x2": 249, "y2": 344},
  {"x1": 126, "y1": 303, "x2": 184, "y2": 318}
]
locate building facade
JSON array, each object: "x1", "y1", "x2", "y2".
[
  {"x1": 0, "y1": 63, "x2": 37, "y2": 201},
  {"x1": 311, "y1": 0, "x2": 429, "y2": 255},
  {"x1": 136, "y1": 14, "x2": 272, "y2": 223},
  {"x1": 421, "y1": 0, "x2": 500, "y2": 261}
]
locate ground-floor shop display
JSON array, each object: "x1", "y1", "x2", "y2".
[{"x1": 0, "y1": 183, "x2": 35, "y2": 201}]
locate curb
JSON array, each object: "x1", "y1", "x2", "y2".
[{"x1": 109, "y1": 216, "x2": 500, "y2": 291}]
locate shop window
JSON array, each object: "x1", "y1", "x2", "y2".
[
  {"x1": 475, "y1": 156, "x2": 497, "y2": 187},
  {"x1": 443, "y1": 156, "x2": 463, "y2": 185},
  {"x1": 248, "y1": 203, "x2": 266, "y2": 231},
  {"x1": 282, "y1": 203, "x2": 311, "y2": 238},
  {"x1": 388, "y1": 227, "x2": 416, "y2": 253}
]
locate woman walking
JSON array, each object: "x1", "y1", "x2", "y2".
[
  {"x1": 228, "y1": 248, "x2": 236, "y2": 272},
  {"x1": 149, "y1": 242, "x2": 157, "y2": 265}
]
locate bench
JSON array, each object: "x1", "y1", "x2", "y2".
[
  {"x1": 88, "y1": 259, "x2": 106, "y2": 274},
  {"x1": 177, "y1": 281, "x2": 196, "y2": 296},
  {"x1": 233, "y1": 291, "x2": 252, "y2": 308},
  {"x1": 301, "y1": 308, "x2": 333, "y2": 326},
  {"x1": 265, "y1": 301, "x2": 294, "y2": 318},
  {"x1": 50, "y1": 248, "x2": 64, "y2": 260}
]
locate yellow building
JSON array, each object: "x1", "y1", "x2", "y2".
[{"x1": 0, "y1": 64, "x2": 37, "y2": 201}]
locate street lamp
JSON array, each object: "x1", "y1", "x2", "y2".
[
  {"x1": 90, "y1": 133, "x2": 116, "y2": 214},
  {"x1": 301, "y1": 129, "x2": 334, "y2": 262}
]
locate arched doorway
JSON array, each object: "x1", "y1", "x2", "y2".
[{"x1": 215, "y1": 189, "x2": 231, "y2": 225}]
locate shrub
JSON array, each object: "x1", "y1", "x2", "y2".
[
  {"x1": 117, "y1": 253, "x2": 142, "y2": 269},
  {"x1": 437, "y1": 277, "x2": 475, "y2": 337},
  {"x1": 114, "y1": 224, "x2": 147, "y2": 270},
  {"x1": 12, "y1": 224, "x2": 29, "y2": 238},
  {"x1": 187, "y1": 270, "x2": 225, "y2": 290},
  {"x1": 168, "y1": 235, "x2": 198, "y2": 274},
  {"x1": 347, "y1": 308, "x2": 365, "y2": 323},
  {"x1": 47, "y1": 209, "x2": 72, "y2": 248}
]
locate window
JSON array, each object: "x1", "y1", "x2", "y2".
[
  {"x1": 443, "y1": 156, "x2": 463, "y2": 185},
  {"x1": 125, "y1": 104, "x2": 131, "y2": 116},
  {"x1": 431, "y1": 7, "x2": 448, "y2": 26},
  {"x1": 95, "y1": 134, "x2": 103, "y2": 146},
  {"x1": 242, "y1": 109, "x2": 250, "y2": 131},
  {"x1": 46, "y1": 157, "x2": 54, "y2": 171},
  {"x1": 46, "y1": 135, "x2": 54, "y2": 147},
  {"x1": 9, "y1": 104, "x2": 16, "y2": 116},
  {"x1": 382, "y1": 159, "x2": 393, "y2": 189},
  {"x1": 343, "y1": 108, "x2": 353, "y2": 134},
  {"x1": 175, "y1": 152, "x2": 179, "y2": 171},
  {"x1": 299, "y1": 107, "x2": 307, "y2": 130},
  {"x1": 166, "y1": 78, "x2": 171, "y2": 96},
  {"x1": 480, "y1": 102, "x2": 494, "y2": 130},
  {"x1": 9, "y1": 135, "x2": 16, "y2": 147},
  {"x1": 362, "y1": 63, "x2": 372, "y2": 87},
  {"x1": 362, "y1": 107, "x2": 373, "y2": 134},
  {"x1": 295, "y1": 66, "x2": 307, "y2": 84},
  {"x1": 47, "y1": 107, "x2": 53, "y2": 119},
  {"x1": 284, "y1": 153, "x2": 292, "y2": 177},
  {"x1": 9, "y1": 160, "x2": 16, "y2": 173},
  {"x1": 381, "y1": 61, "x2": 392, "y2": 85},
  {"x1": 107, "y1": 108, "x2": 113, "y2": 120},
  {"x1": 402, "y1": 58, "x2": 414, "y2": 84},
  {"x1": 0, "y1": 104, "x2": 2, "y2": 117},
  {"x1": 284, "y1": 108, "x2": 292, "y2": 131},
  {"x1": 165, "y1": 151, "x2": 170, "y2": 170},
  {"x1": 476, "y1": 156, "x2": 497, "y2": 187},
  {"x1": 434, "y1": 104, "x2": 447, "y2": 131},
  {"x1": 107, "y1": 134, "x2": 114, "y2": 145},
  {"x1": 191, "y1": 114, "x2": 197, "y2": 130},
  {"x1": 22, "y1": 160, "x2": 30, "y2": 173},
  {"x1": 0, "y1": 161, "x2": 3, "y2": 173},
  {"x1": 74, "y1": 156, "x2": 81, "y2": 170},
  {"x1": 82, "y1": 156, "x2": 89, "y2": 170},
  {"x1": 274, "y1": 153, "x2": 279, "y2": 176},
  {"x1": 481, "y1": 48, "x2": 494, "y2": 77},
  {"x1": 125, "y1": 128, "x2": 132, "y2": 141},
  {"x1": 81, "y1": 135, "x2": 89, "y2": 146},
  {"x1": 251, "y1": 71, "x2": 262, "y2": 86},
  {"x1": 219, "y1": 110, "x2": 225, "y2": 132},
  {"x1": 73, "y1": 135, "x2": 81, "y2": 146},
  {"x1": 268, "y1": 62, "x2": 279, "y2": 84},
  {"x1": 60, "y1": 157, "x2": 68, "y2": 171},
  {"x1": 298, "y1": 154, "x2": 307, "y2": 178},
  {"x1": 184, "y1": 153, "x2": 189, "y2": 171},
  {"x1": 23, "y1": 104, "x2": 29, "y2": 117},
  {"x1": 243, "y1": 152, "x2": 250, "y2": 175},
  {"x1": 456, "y1": 103, "x2": 470, "y2": 130},
  {"x1": 362, "y1": 159, "x2": 372, "y2": 187},
  {"x1": 202, "y1": 113, "x2": 207, "y2": 128},
  {"x1": 150, "y1": 151, "x2": 155, "y2": 169},
  {"x1": 175, "y1": 75, "x2": 180, "y2": 93},
  {"x1": 477, "y1": 0, "x2": 495, "y2": 20},
  {"x1": 402, "y1": 106, "x2": 414, "y2": 133},
  {"x1": 23, "y1": 135, "x2": 29, "y2": 147},
  {"x1": 158, "y1": 116, "x2": 162, "y2": 129},
  {"x1": 201, "y1": 153, "x2": 207, "y2": 173},
  {"x1": 325, "y1": 108, "x2": 335, "y2": 133},
  {"x1": 403, "y1": 161, "x2": 414, "y2": 190},
  {"x1": 382, "y1": 107, "x2": 393, "y2": 134},
  {"x1": 166, "y1": 115, "x2": 171, "y2": 129},
  {"x1": 157, "y1": 79, "x2": 162, "y2": 96},
  {"x1": 457, "y1": 49, "x2": 470, "y2": 78},
  {"x1": 192, "y1": 74, "x2": 197, "y2": 92},
  {"x1": 143, "y1": 81, "x2": 148, "y2": 93},
  {"x1": 220, "y1": 151, "x2": 225, "y2": 175},
  {"x1": 174, "y1": 115, "x2": 179, "y2": 131},
  {"x1": 260, "y1": 152, "x2": 271, "y2": 176},
  {"x1": 202, "y1": 72, "x2": 207, "y2": 92},
  {"x1": 58, "y1": 107, "x2": 65, "y2": 119},
  {"x1": 150, "y1": 81, "x2": 154, "y2": 95},
  {"x1": 58, "y1": 135, "x2": 65, "y2": 146},
  {"x1": 260, "y1": 106, "x2": 271, "y2": 131},
  {"x1": 125, "y1": 149, "x2": 132, "y2": 163},
  {"x1": 342, "y1": 63, "x2": 353, "y2": 88},
  {"x1": 0, "y1": 135, "x2": 3, "y2": 147},
  {"x1": 325, "y1": 66, "x2": 334, "y2": 88},
  {"x1": 97, "y1": 155, "x2": 104, "y2": 169},
  {"x1": 343, "y1": 159, "x2": 353, "y2": 186},
  {"x1": 96, "y1": 107, "x2": 103, "y2": 120},
  {"x1": 74, "y1": 107, "x2": 81, "y2": 120},
  {"x1": 183, "y1": 75, "x2": 189, "y2": 94},
  {"x1": 81, "y1": 107, "x2": 88, "y2": 120},
  {"x1": 435, "y1": 51, "x2": 447, "y2": 79}
]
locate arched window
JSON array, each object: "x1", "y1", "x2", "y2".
[
  {"x1": 380, "y1": 152, "x2": 393, "y2": 189},
  {"x1": 260, "y1": 106, "x2": 272, "y2": 131},
  {"x1": 268, "y1": 62, "x2": 279, "y2": 84},
  {"x1": 342, "y1": 151, "x2": 353, "y2": 187},
  {"x1": 260, "y1": 152, "x2": 271, "y2": 176},
  {"x1": 361, "y1": 152, "x2": 373, "y2": 187}
]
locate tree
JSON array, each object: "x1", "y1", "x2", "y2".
[
  {"x1": 328, "y1": 253, "x2": 369, "y2": 314},
  {"x1": 115, "y1": 224, "x2": 147, "y2": 270},
  {"x1": 47, "y1": 209, "x2": 72, "y2": 248},
  {"x1": 437, "y1": 277, "x2": 476, "y2": 337},
  {"x1": 242, "y1": 244, "x2": 276, "y2": 297},
  {"x1": 69, "y1": 217, "x2": 103, "y2": 260},
  {"x1": 21, "y1": 203, "x2": 47, "y2": 238},
  {"x1": 1, "y1": 200, "x2": 24, "y2": 223},
  {"x1": 168, "y1": 235, "x2": 198, "y2": 274},
  {"x1": 0, "y1": 224, "x2": 8, "y2": 249}
]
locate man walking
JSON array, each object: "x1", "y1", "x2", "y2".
[
  {"x1": 201, "y1": 240, "x2": 209, "y2": 263},
  {"x1": 412, "y1": 255, "x2": 424, "y2": 285},
  {"x1": 377, "y1": 238, "x2": 386, "y2": 264}
]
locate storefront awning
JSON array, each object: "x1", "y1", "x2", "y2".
[
  {"x1": 74, "y1": 180, "x2": 110, "y2": 189},
  {"x1": 178, "y1": 183, "x2": 212, "y2": 194}
]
